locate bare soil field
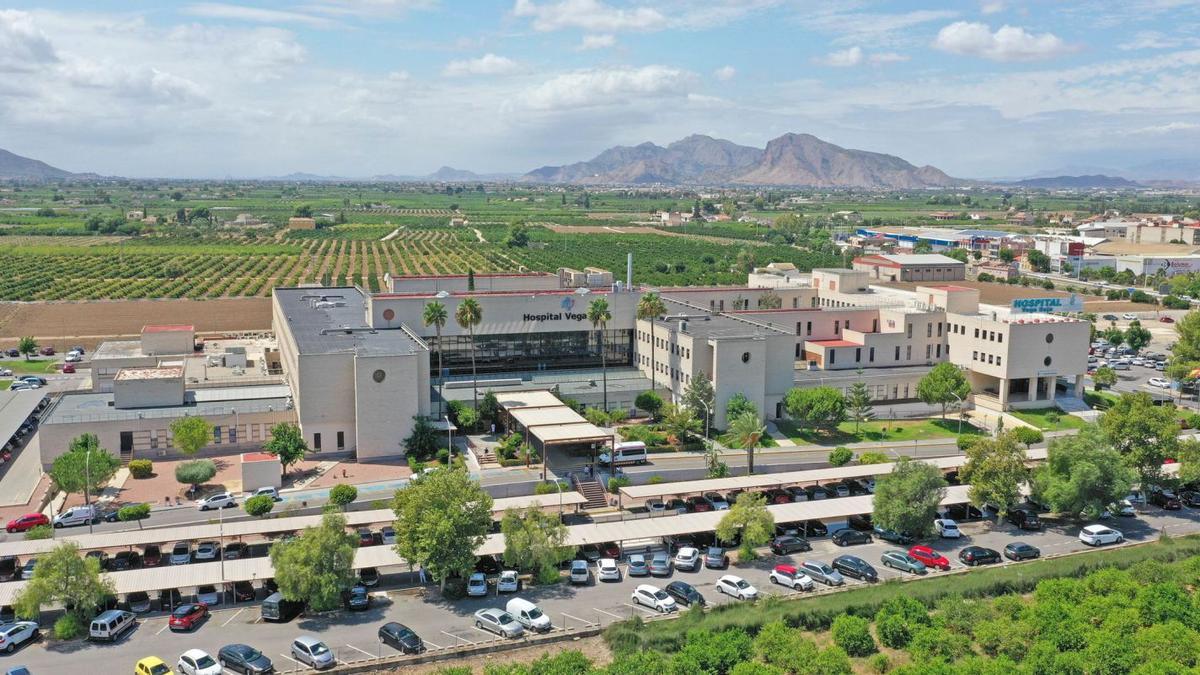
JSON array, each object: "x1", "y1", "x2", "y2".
[
  {"x1": 882, "y1": 280, "x2": 1153, "y2": 313},
  {"x1": 0, "y1": 297, "x2": 272, "y2": 348}
]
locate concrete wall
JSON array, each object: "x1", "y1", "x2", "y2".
[
  {"x1": 389, "y1": 273, "x2": 563, "y2": 294},
  {"x1": 353, "y1": 352, "x2": 425, "y2": 460},
  {"x1": 141, "y1": 330, "x2": 194, "y2": 356},
  {"x1": 242, "y1": 456, "x2": 281, "y2": 490},
  {"x1": 113, "y1": 376, "x2": 185, "y2": 409},
  {"x1": 91, "y1": 355, "x2": 157, "y2": 392},
  {"x1": 369, "y1": 291, "x2": 642, "y2": 336},
  {"x1": 709, "y1": 337, "x2": 770, "y2": 429}
]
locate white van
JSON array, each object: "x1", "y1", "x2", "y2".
[
  {"x1": 89, "y1": 609, "x2": 136, "y2": 642},
  {"x1": 54, "y1": 505, "x2": 97, "y2": 529},
  {"x1": 599, "y1": 441, "x2": 648, "y2": 466},
  {"x1": 505, "y1": 598, "x2": 552, "y2": 632}
]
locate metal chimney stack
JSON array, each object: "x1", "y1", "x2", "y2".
[{"x1": 626, "y1": 253, "x2": 633, "y2": 290}]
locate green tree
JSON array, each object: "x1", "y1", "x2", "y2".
[
  {"x1": 270, "y1": 512, "x2": 358, "y2": 611},
  {"x1": 500, "y1": 507, "x2": 574, "y2": 584},
  {"x1": 753, "y1": 621, "x2": 819, "y2": 673},
  {"x1": 587, "y1": 297, "x2": 613, "y2": 410},
  {"x1": 831, "y1": 614, "x2": 876, "y2": 656},
  {"x1": 175, "y1": 459, "x2": 217, "y2": 494},
  {"x1": 1092, "y1": 366, "x2": 1118, "y2": 389},
  {"x1": 1099, "y1": 392, "x2": 1179, "y2": 487},
  {"x1": 845, "y1": 372, "x2": 875, "y2": 433},
  {"x1": 635, "y1": 391, "x2": 664, "y2": 419},
  {"x1": 874, "y1": 596, "x2": 931, "y2": 649},
  {"x1": 478, "y1": 390, "x2": 501, "y2": 428},
  {"x1": 726, "y1": 393, "x2": 758, "y2": 421},
  {"x1": 423, "y1": 300, "x2": 449, "y2": 418},
  {"x1": 998, "y1": 248, "x2": 1016, "y2": 263},
  {"x1": 637, "y1": 292, "x2": 668, "y2": 392},
  {"x1": 169, "y1": 415, "x2": 212, "y2": 456},
  {"x1": 455, "y1": 298, "x2": 483, "y2": 409},
  {"x1": 392, "y1": 467, "x2": 493, "y2": 590},
  {"x1": 913, "y1": 241, "x2": 934, "y2": 254},
  {"x1": 917, "y1": 362, "x2": 971, "y2": 419},
  {"x1": 873, "y1": 457, "x2": 947, "y2": 539},
  {"x1": 1027, "y1": 249, "x2": 1051, "y2": 272},
  {"x1": 14, "y1": 542, "x2": 115, "y2": 630},
  {"x1": 328, "y1": 483, "x2": 358, "y2": 510},
  {"x1": 783, "y1": 386, "x2": 846, "y2": 432},
  {"x1": 48, "y1": 433, "x2": 120, "y2": 505},
  {"x1": 293, "y1": 204, "x2": 313, "y2": 217},
  {"x1": 682, "y1": 371, "x2": 716, "y2": 435},
  {"x1": 403, "y1": 415, "x2": 440, "y2": 459},
  {"x1": 728, "y1": 410, "x2": 766, "y2": 475},
  {"x1": 504, "y1": 224, "x2": 529, "y2": 248},
  {"x1": 716, "y1": 492, "x2": 774, "y2": 559},
  {"x1": 1034, "y1": 425, "x2": 1134, "y2": 519},
  {"x1": 16, "y1": 336, "x2": 37, "y2": 361},
  {"x1": 243, "y1": 494, "x2": 275, "y2": 518},
  {"x1": 858, "y1": 451, "x2": 889, "y2": 465},
  {"x1": 116, "y1": 503, "x2": 151, "y2": 529},
  {"x1": 1170, "y1": 310, "x2": 1200, "y2": 364},
  {"x1": 829, "y1": 446, "x2": 854, "y2": 467},
  {"x1": 961, "y1": 432, "x2": 1028, "y2": 518},
  {"x1": 263, "y1": 422, "x2": 309, "y2": 475},
  {"x1": 1126, "y1": 320, "x2": 1152, "y2": 351},
  {"x1": 660, "y1": 403, "x2": 701, "y2": 447}
]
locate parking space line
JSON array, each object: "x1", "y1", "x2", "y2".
[
  {"x1": 594, "y1": 607, "x2": 623, "y2": 620},
  {"x1": 623, "y1": 602, "x2": 656, "y2": 615},
  {"x1": 562, "y1": 612, "x2": 589, "y2": 626},
  {"x1": 154, "y1": 621, "x2": 170, "y2": 636},
  {"x1": 345, "y1": 644, "x2": 374, "y2": 659},
  {"x1": 278, "y1": 653, "x2": 302, "y2": 667},
  {"x1": 440, "y1": 630, "x2": 474, "y2": 646},
  {"x1": 472, "y1": 626, "x2": 499, "y2": 639},
  {"x1": 221, "y1": 608, "x2": 244, "y2": 627},
  {"x1": 422, "y1": 639, "x2": 443, "y2": 650}
]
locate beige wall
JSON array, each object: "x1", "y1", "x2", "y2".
[
  {"x1": 353, "y1": 352, "x2": 426, "y2": 460},
  {"x1": 91, "y1": 355, "x2": 157, "y2": 392},
  {"x1": 946, "y1": 314, "x2": 1089, "y2": 382},
  {"x1": 141, "y1": 329, "x2": 194, "y2": 356},
  {"x1": 370, "y1": 291, "x2": 642, "y2": 336},
  {"x1": 113, "y1": 376, "x2": 185, "y2": 409},
  {"x1": 242, "y1": 456, "x2": 281, "y2": 490}
]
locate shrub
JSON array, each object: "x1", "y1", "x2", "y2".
[
  {"x1": 858, "y1": 451, "x2": 890, "y2": 465},
  {"x1": 635, "y1": 391, "x2": 664, "y2": 418},
  {"x1": 534, "y1": 480, "x2": 566, "y2": 495},
  {"x1": 813, "y1": 646, "x2": 853, "y2": 675},
  {"x1": 25, "y1": 525, "x2": 52, "y2": 540},
  {"x1": 329, "y1": 483, "x2": 358, "y2": 508},
  {"x1": 648, "y1": 475, "x2": 665, "y2": 484},
  {"x1": 54, "y1": 614, "x2": 83, "y2": 640},
  {"x1": 831, "y1": 614, "x2": 876, "y2": 656},
  {"x1": 608, "y1": 476, "x2": 631, "y2": 492},
  {"x1": 1011, "y1": 427, "x2": 1044, "y2": 445},
  {"x1": 868, "y1": 653, "x2": 891, "y2": 673},
  {"x1": 244, "y1": 494, "x2": 275, "y2": 517},
  {"x1": 117, "y1": 503, "x2": 151, "y2": 522},
  {"x1": 175, "y1": 459, "x2": 217, "y2": 490},
  {"x1": 436, "y1": 448, "x2": 450, "y2": 465},
  {"x1": 829, "y1": 446, "x2": 853, "y2": 467},
  {"x1": 956, "y1": 435, "x2": 979, "y2": 452},
  {"x1": 128, "y1": 459, "x2": 153, "y2": 478}
]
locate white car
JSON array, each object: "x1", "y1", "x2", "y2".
[
  {"x1": 1149, "y1": 377, "x2": 1171, "y2": 389},
  {"x1": 467, "y1": 572, "x2": 489, "y2": 597},
  {"x1": 0, "y1": 368, "x2": 11, "y2": 377},
  {"x1": 674, "y1": 546, "x2": 701, "y2": 571},
  {"x1": 768, "y1": 565, "x2": 814, "y2": 590},
  {"x1": 64, "y1": 353, "x2": 82, "y2": 363},
  {"x1": 715, "y1": 575, "x2": 758, "y2": 600},
  {"x1": 1123, "y1": 313, "x2": 1138, "y2": 320},
  {"x1": 194, "y1": 541, "x2": 220, "y2": 561},
  {"x1": 0, "y1": 620, "x2": 39, "y2": 653},
  {"x1": 934, "y1": 519, "x2": 961, "y2": 539},
  {"x1": 497, "y1": 570, "x2": 520, "y2": 593},
  {"x1": 1079, "y1": 524, "x2": 1123, "y2": 546},
  {"x1": 474, "y1": 608, "x2": 525, "y2": 638},
  {"x1": 631, "y1": 584, "x2": 677, "y2": 613},
  {"x1": 703, "y1": 493, "x2": 730, "y2": 510},
  {"x1": 247, "y1": 486, "x2": 282, "y2": 501},
  {"x1": 1111, "y1": 499, "x2": 1137, "y2": 517},
  {"x1": 597, "y1": 558, "x2": 621, "y2": 582},
  {"x1": 196, "y1": 492, "x2": 236, "y2": 511},
  {"x1": 646, "y1": 499, "x2": 668, "y2": 515},
  {"x1": 177, "y1": 648, "x2": 222, "y2": 675}
]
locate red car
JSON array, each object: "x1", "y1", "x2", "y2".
[
  {"x1": 38, "y1": 346, "x2": 55, "y2": 356},
  {"x1": 908, "y1": 545, "x2": 951, "y2": 570},
  {"x1": 686, "y1": 496, "x2": 713, "y2": 512},
  {"x1": 6, "y1": 513, "x2": 49, "y2": 533},
  {"x1": 62, "y1": 363, "x2": 75, "y2": 374},
  {"x1": 1161, "y1": 316, "x2": 1176, "y2": 323},
  {"x1": 168, "y1": 603, "x2": 208, "y2": 631}
]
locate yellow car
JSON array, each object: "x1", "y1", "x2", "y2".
[{"x1": 135, "y1": 656, "x2": 174, "y2": 675}]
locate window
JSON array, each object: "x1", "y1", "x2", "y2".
[
  {"x1": 792, "y1": 297, "x2": 798, "y2": 309},
  {"x1": 830, "y1": 350, "x2": 836, "y2": 364},
  {"x1": 795, "y1": 344, "x2": 802, "y2": 357},
  {"x1": 835, "y1": 322, "x2": 840, "y2": 334},
  {"x1": 907, "y1": 324, "x2": 913, "y2": 338},
  {"x1": 872, "y1": 318, "x2": 879, "y2": 332},
  {"x1": 974, "y1": 328, "x2": 980, "y2": 338},
  {"x1": 927, "y1": 324, "x2": 932, "y2": 338},
  {"x1": 926, "y1": 344, "x2": 931, "y2": 359},
  {"x1": 998, "y1": 333, "x2": 1003, "y2": 343},
  {"x1": 314, "y1": 433, "x2": 322, "y2": 451},
  {"x1": 906, "y1": 345, "x2": 912, "y2": 360},
  {"x1": 903, "y1": 384, "x2": 909, "y2": 398},
  {"x1": 997, "y1": 356, "x2": 1002, "y2": 366},
  {"x1": 337, "y1": 431, "x2": 345, "y2": 449},
  {"x1": 1044, "y1": 356, "x2": 1052, "y2": 366},
  {"x1": 895, "y1": 346, "x2": 901, "y2": 360},
  {"x1": 845, "y1": 319, "x2": 850, "y2": 329},
  {"x1": 988, "y1": 354, "x2": 994, "y2": 364},
  {"x1": 1045, "y1": 333, "x2": 1053, "y2": 344},
  {"x1": 806, "y1": 321, "x2": 812, "y2": 336},
  {"x1": 973, "y1": 350, "x2": 978, "y2": 360},
  {"x1": 937, "y1": 322, "x2": 942, "y2": 337},
  {"x1": 869, "y1": 347, "x2": 875, "y2": 362},
  {"x1": 936, "y1": 344, "x2": 942, "y2": 358},
  {"x1": 150, "y1": 435, "x2": 158, "y2": 449},
  {"x1": 855, "y1": 348, "x2": 861, "y2": 362},
  {"x1": 229, "y1": 426, "x2": 237, "y2": 444},
  {"x1": 796, "y1": 322, "x2": 802, "y2": 334},
  {"x1": 213, "y1": 426, "x2": 222, "y2": 444}
]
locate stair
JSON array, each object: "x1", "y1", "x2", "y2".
[
  {"x1": 120, "y1": 448, "x2": 134, "y2": 465},
  {"x1": 474, "y1": 446, "x2": 499, "y2": 468},
  {"x1": 573, "y1": 476, "x2": 608, "y2": 510}
]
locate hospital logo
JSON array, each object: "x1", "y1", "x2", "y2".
[{"x1": 561, "y1": 297, "x2": 575, "y2": 311}]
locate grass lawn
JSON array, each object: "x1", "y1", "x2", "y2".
[
  {"x1": 0, "y1": 380, "x2": 9, "y2": 391},
  {"x1": 1009, "y1": 407, "x2": 1087, "y2": 431},
  {"x1": 1084, "y1": 389, "x2": 1121, "y2": 410},
  {"x1": 776, "y1": 418, "x2": 985, "y2": 446},
  {"x1": 0, "y1": 358, "x2": 60, "y2": 374}
]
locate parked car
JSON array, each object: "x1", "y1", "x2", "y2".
[
  {"x1": 1003, "y1": 542, "x2": 1041, "y2": 561},
  {"x1": 474, "y1": 608, "x2": 525, "y2": 638},
  {"x1": 768, "y1": 564, "x2": 814, "y2": 591},
  {"x1": 569, "y1": 559, "x2": 591, "y2": 585},
  {"x1": 380, "y1": 526, "x2": 396, "y2": 546},
  {"x1": 597, "y1": 558, "x2": 621, "y2": 582},
  {"x1": 831, "y1": 528, "x2": 871, "y2": 546},
  {"x1": 5, "y1": 513, "x2": 48, "y2": 533},
  {"x1": 126, "y1": 591, "x2": 152, "y2": 613},
  {"x1": 344, "y1": 585, "x2": 370, "y2": 611},
  {"x1": 958, "y1": 546, "x2": 1001, "y2": 566},
  {"x1": 714, "y1": 575, "x2": 758, "y2": 600},
  {"x1": 934, "y1": 519, "x2": 961, "y2": 538},
  {"x1": 378, "y1": 622, "x2": 424, "y2": 654},
  {"x1": 627, "y1": 554, "x2": 649, "y2": 576},
  {"x1": 38, "y1": 346, "x2": 54, "y2": 356},
  {"x1": 908, "y1": 546, "x2": 951, "y2": 570},
  {"x1": 169, "y1": 603, "x2": 209, "y2": 631},
  {"x1": 686, "y1": 496, "x2": 713, "y2": 513},
  {"x1": 177, "y1": 648, "x2": 222, "y2": 675},
  {"x1": 247, "y1": 486, "x2": 281, "y2": 501},
  {"x1": 1180, "y1": 491, "x2": 1200, "y2": 508},
  {"x1": 359, "y1": 567, "x2": 380, "y2": 587},
  {"x1": 1161, "y1": 316, "x2": 1177, "y2": 323},
  {"x1": 631, "y1": 584, "x2": 677, "y2": 613},
  {"x1": 1150, "y1": 489, "x2": 1183, "y2": 510},
  {"x1": 832, "y1": 555, "x2": 878, "y2": 582},
  {"x1": 196, "y1": 585, "x2": 220, "y2": 605},
  {"x1": 108, "y1": 551, "x2": 141, "y2": 571},
  {"x1": 196, "y1": 492, "x2": 236, "y2": 511},
  {"x1": 703, "y1": 492, "x2": 730, "y2": 510},
  {"x1": 881, "y1": 550, "x2": 927, "y2": 575},
  {"x1": 222, "y1": 543, "x2": 248, "y2": 561},
  {"x1": 873, "y1": 526, "x2": 914, "y2": 545},
  {"x1": 218, "y1": 643, "x2": 275, "y2": 674},
  {"x1": 800, "y1": 560, "x2": 844, "y2": 586},
  {"x1": 649, "y1": 552, "x2": 673, "y2": 577},
  {"x1": 769, "y1": 535, "x2": 811, "y2": 555},
  {"x1": 142, "y1": 545, "x2": 162, "y2": 568},
  {"x1": 233, "y1": 581, "x2": 256, "y2": 603},
  {"x1": 497, "y1": 570, "x2": 520, "y2": 593},
  {"x1": 1007, "y1": 508, "x2": 1042, "y2": 530},
  {"x1": 467, "y1": 572, "x2": 489, "y2": 597},
  {"x1": 194, "y1": 541, "x2": 221, "y2": 561},
  {"x1": 62, "y1": 363, "x2": 75, "y2": 374},
  {"x1": 665, "y1": 580, "x2": 705, "y2": 607},
  {"x1": 291, "y1": 636, "x2": 335, "y2": 670},
  {"x1": 704, "y1": 547, "x2": 729, "y2": 569},
  {"x1": 19, "y1": 560, "x2": 35, "y2": 580},
  {"x1": 1080, "y1": 524, "x2": 1124, "y2": 546},
  {"x1": 800, "y1": 520, "x2": 828, "y2": 537},
  {"x1": 847, "y1": 514, "x2": 874, "y2": 531},
  {"x1": 0, "y1": 621, "x2": 39, "y2": 653},
  {"x1": 674, "y1": 546, "x2": 700, "y2": 571}
]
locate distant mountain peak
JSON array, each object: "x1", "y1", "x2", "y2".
[{"x1": 0, "y1": 148, "x2": 75, "y2": 180}]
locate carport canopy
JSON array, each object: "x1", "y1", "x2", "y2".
[
  {"x1": 498, "y1": 389, "x2": 613, "y2": 448},
  {"x1": 0, "y1": 390, "x2": 42, "y2": 448}
]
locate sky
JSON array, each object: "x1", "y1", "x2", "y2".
[{"x1": 2, "y1": 0, "x2": 1199, "y2": 179}]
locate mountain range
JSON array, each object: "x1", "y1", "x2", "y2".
[
  {"x1": 1007, "y1": 175, "x2": 1141, "y2": 189},
  {"x1": 524, "y1": 133, "x2": 959, "y2": 189},
  {"x1": 0, "y1": 148, "x2": 75, "y2": 180}
]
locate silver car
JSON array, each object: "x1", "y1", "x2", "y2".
[
  {"x1": 800, "y1": 560, "x2": 845, "y2": 586},
  {"x1": 474, "y1": 608, "x2": 525, "y2": 638},
  {"x1": 291, "y1": 635, "x2": 335, "y2": 669}
]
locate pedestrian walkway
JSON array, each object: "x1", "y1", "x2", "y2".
[{"x1": 763, "y1": 421, "x2": 796, "y2": 447}]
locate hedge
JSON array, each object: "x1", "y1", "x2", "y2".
[{"x1": 128, "y1": 459, "x2": 153, "y2": 478}]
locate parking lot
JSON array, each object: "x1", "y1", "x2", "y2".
[{"x1": 7, "y1": 500, "x2": 1200, "y2": 673}]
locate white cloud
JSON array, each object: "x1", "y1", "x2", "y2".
[
  {"x1": 980, "y1": 0, "x2": 1005, "y2": 15},
  {"x1": 798, "y1": 8, "x2": 959, "y2": 47},
  {"x1": 523, "y1": 65, "x2": 694, "y2": 110},
  {"x1": 513, "y1": 0, "x2": 665, "y2": 32},
  {"x1": 713, "y1": 65, "x2": 736, "y2": 81},
  {"x1": 1118, "y1": 30, "x2": 1185, "y2": 51},
  {"x1": 577, "y1": 33, "x2": 616, "y2": 50},
  {"x1": 184, "y1": 3, "x2": 333, "y2": 27},
  {"x1": 934, "y1": 21, "x2": 1075, "y2": 62},
  {"x1": 820, "y1": 46, "x2": 863, "y2": 67},
  {"x1": 304, "y1": 0, "x2": 438, "y2": 18},
  {"x1": 869, "y1": 52, "x2": 910, "y2": 64},
  {"x1": 0, "y1": 10, "x2": 58, "y2": 72},
  {"x1": 442, "y1": 53, "x2": 520, "y2": 77},
  {"x1": 1129, "y1": 121, "x2": 1200, "y2": 134}
]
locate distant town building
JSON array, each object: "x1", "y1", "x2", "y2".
[
  {"x1": 833, "y1": 210, "x2": 863, "y2": 222},
  {"x1": 930, "y1": 211, "x2": 958, "y2": 221},
  {"x1": 851, "y1": 254, "x2": 967, "y2": 282},
  {"x1": 288, "y1": 217, "x2": 317, "y2": 230}
]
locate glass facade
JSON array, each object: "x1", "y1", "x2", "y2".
[{"x1": 430, "y1": 329, "x2": 633, "y2": 376}]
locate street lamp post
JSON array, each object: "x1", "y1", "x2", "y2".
[
  {"x1": 445, "y1": 416, "x2": 453, "y2": 461},
  {"x1": 84, "y1": 447, "x2": 93, "y2": 534},
  {"x1": 950, "y1": 392, "x2": 964, "y2": 435}
]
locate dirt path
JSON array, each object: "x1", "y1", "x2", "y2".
[
  {"x1": 381, "y1": 227, "x2": 402, "y2": 241},
  {"x1": 473, "y1": 228, "x2": 486, "y2": 243}
]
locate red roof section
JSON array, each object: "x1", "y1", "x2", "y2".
[
  {"x1": 390, "y1": 272, "x2": 554, "y2": 280},
  {"x1": 242, "y1": 452, "x2": 278, "y2": 462},
  {"x1": 142, "y1": 324, "x2": 194, "y2": 333},
  {"x1": 852, "y1": 256, "x2": 900, "y2": 268},
  {"x1": 807, "y1": 339, "x2": 859, "y2": 348}
]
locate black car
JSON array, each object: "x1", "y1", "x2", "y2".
[
  {"x1": 665, "y1": 580, "x2": 705, "y2": 607},
  {"x1": 769, "y1": 535, "x2": 811, "y2": 555},
  {"x1": 344, "y1": 585, "x2": 370, "y2": 611},
  {"x1": 801, "y1": 520, "x2": 828, "y2": 538},
  {"x1": 959, "y1": 546, "x2": 1002, "y2": 566},
  {"x1": 832, "y1": 555, "x2": 878, "y2": 582},
  {"x1": 847, "y1": 514, "x2": 873, "y2": 532},
  {"x1": 1150, "y1": 490, "x2": 1183, "y2": 510},
  {"x1": 1007, "y1": 508, "x2": 1042, "y2": 531},
  {"x1": 233, "y1": 581, "x2": 257, "y2": 602},
  {"x1": 1180, "y1": 490, "x2": 1200, "y2": 507},
  {"x1": 873, "y1": 526, "x2": 914, "y2": 545},
  {"x1": 0, "y1": 557, "x2": 19, "y2": 582},
  {"x1": 218, "y1": 644, "x2": 275, "y2": 674},
  {"x1": 1003, "y1": 542, "x2": 1040, "y2": 561},
  {"x1": 832, "y1": 529, "x2": 871, "y2": 546},
  {"x1": 941, "y1": 504, "x2": 985, "y2": 522},
  {"x1": 223, "y1": 542, "x2": 249, "y2": 560},
  {"x1": 475, "y1": 555, "x2": 502, "y2": 575},
  {"x1": 107, "y1": 551, "x2": 141, "y2": 571},
  {"x1": 359, "y1": 567, "x2": 380, "y2": 587},
  {"x1": 379, "y1": 622, "x2": 424, "y2": 654}
]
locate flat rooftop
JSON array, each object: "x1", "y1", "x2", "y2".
[
  {"x1": 654, "y1": 312, "x2": 790, "y2": 339},
  {"x1": 92, "y1": 340, "x2": 149, "y2": 360},
  {"x1": 44, "y1": 386, "x2": 291, "y2": 425},
  {"x1": 114, "y1": 366, "x2": 183, "y2": 381},
  {"x1": 143, "y1": 324, "x2": 193, "y2": 333},
  {"x1": 275, "y1": 287, "x2": 422, "y2": 357},
  {"x1": 439, "y1": 367, "x2": 654, "y2": 404},
  {"x1": 795, "y1": 363, "x2": 934, "y2": 383}
]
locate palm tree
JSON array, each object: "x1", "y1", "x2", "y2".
[
  {"x1": 422, "y1": 301, "x2": 448, "y2": 418},
  {"x1": 587, "y1": 298, "x2": 612, "y2": 411},
  {"x1": 636, "y1": 292, "x2": 667, "y2": 392},
  {"x1": 455, "y1": 298, "x2": 483, "y2": 410},
  {"x1": 729, "y1": 411, "x2": 765, "y2": 476}
]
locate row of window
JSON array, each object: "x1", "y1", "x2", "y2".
[
  {"x1": 636, "y1": 330, "x2": 692, "y2": 360},
  {"x1": 818, "y1": 342, "x2": 946, "y2": 365},
  {"x1": 311, "y1": 431, "x2": 344, "y2": 452},
  {"x1": 143, "y1": 422, "x2": 270, "y2": 450},
  {"x1": 972, "y1": 351, "x2": 1003, "y2": 366},
  {"x1": 635, "y1": 354, "x2": 693, "y2": 387},
  {"x1": 951, "y1": 323, "x2": 1004, "y2": 343}
]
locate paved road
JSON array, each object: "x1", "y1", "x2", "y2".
[{"x1": 8, "y1": 501, "x2": 1200, "y2": 674}]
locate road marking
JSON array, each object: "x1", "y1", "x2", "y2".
[
  {"x1": 472, "y1": 626, "x2": 499, "y2": 638},
  {"x1": 278, "y1": 653, "x2": 302, "y2": 667},
  {"x1": 623, "y1": 602, "x2": 656, "y2": 615},
  {"x1": 440, "y1": 630, "x2": 473, "y2": 646},
  {"x1": 422, "y1": 639, "x2": 443, "y2": 650},
  {"x1": 594, "y1": 607, "x2": 623, "y2": 620},
  {"x1": 154, "y1": 621, "x2": 170, "y2": 635},
  {"x1": 345, "y1": 644, "x2": 374, "y2": 660},
  {"x1": 562, "y1": 612, "x2": 589, "y2": 627},
  {"x1": 221, "y1": 608, "x2": 244, "y2": 627}
]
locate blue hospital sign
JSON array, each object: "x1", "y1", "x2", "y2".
[{"x1": 1010, "y1": 294, "x2": 1084, "y2": 313}]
